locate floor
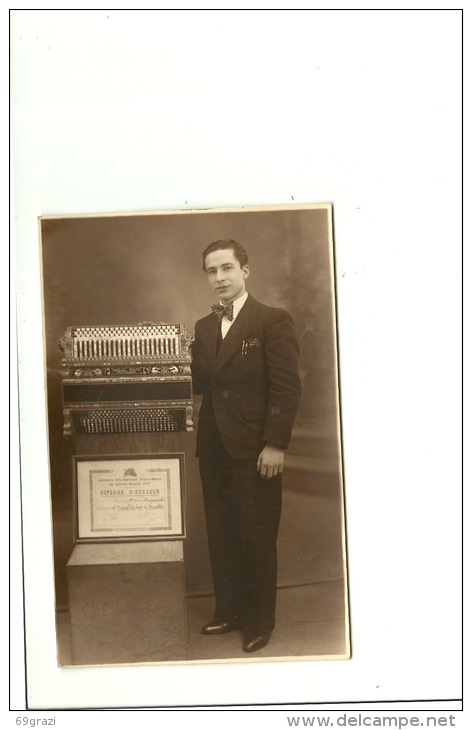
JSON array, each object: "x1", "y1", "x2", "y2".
[
  {"x1": 56, "y1": 579, "x2": 349, "y2": 666},
  {"x1": 186, "y1": 581, "x2": 348, "y2": 663}
]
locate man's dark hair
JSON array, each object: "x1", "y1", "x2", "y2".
[{"x1": 202, "y1": 239, "x2": 248, "y2": 271}]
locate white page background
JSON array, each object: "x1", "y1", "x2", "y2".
[{"x1": 9, "y1": 7, "x2": 465, "y2": 718}]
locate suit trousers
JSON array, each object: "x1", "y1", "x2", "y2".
[{"x1": 199, "y1": 432, "x2": 283, "y2": 635}]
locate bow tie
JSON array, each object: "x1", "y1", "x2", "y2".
[{"x1": 211, "y1": 302, "x2": 234, "y2": 322}]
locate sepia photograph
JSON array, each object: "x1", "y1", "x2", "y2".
[{"x1": 39, "y1": 204, "x2": 349, "y2": 667}]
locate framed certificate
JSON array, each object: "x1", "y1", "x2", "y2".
[{"x1": 73, "y1": 453, "x2": 186, "y2": 542}]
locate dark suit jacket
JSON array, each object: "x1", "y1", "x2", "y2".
[{"x1": 191, "y1": 294, "x2": 301, "y2": 461}]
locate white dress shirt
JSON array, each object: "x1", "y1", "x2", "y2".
[{"x1": 221, "y1": 291, "x2": 248, "y2": 339}]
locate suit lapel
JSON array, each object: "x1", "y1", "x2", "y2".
[
  {"x1": 213, "y1": 294, "x2": 257, "y2": 374},
  {"x1": 198, "y1": 313, "x2": 219, "y2": 369}
]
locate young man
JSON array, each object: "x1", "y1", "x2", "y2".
[{"x1": 191, "y1": 239, "x2": 301, "y2": 653}]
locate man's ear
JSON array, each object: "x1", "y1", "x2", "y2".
[{"x1": 243, "y1": 265, "x2": 250, "y2": 280}]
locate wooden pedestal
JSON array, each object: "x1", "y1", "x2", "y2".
[{"x1": 66, "y1": 541, "x2": 186, "y2": 665}]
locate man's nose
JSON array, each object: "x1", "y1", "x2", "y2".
[{"x1": 216, "y1": 269, "x2": 226, "y2": 281}]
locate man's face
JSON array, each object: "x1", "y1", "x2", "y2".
[{"x1": 204, "y1": 248, "x2": 249, "y2": 304}]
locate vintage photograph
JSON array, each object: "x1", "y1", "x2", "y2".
[{"x1": 40, "y1": 203, "x2": 349, "y2": 666}]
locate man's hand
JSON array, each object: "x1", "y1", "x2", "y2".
[{"x1": 257, "y1": 444, "x2": 285, "y2": 479}]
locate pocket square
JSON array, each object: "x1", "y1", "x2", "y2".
[{"x1": 241, "y1": 337, "x2": 261, "y2": 356}]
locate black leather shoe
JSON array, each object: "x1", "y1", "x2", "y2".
[
  {"x1": 243, "y1": 633, "x2": 271, "y2": 652},
  {"x1": 201, "y1": 619, "x2": 240, "y2": 635}
]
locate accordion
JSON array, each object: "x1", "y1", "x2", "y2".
[{"x1": 58, "y1": 323, "x2": 194, "y2": 437}]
